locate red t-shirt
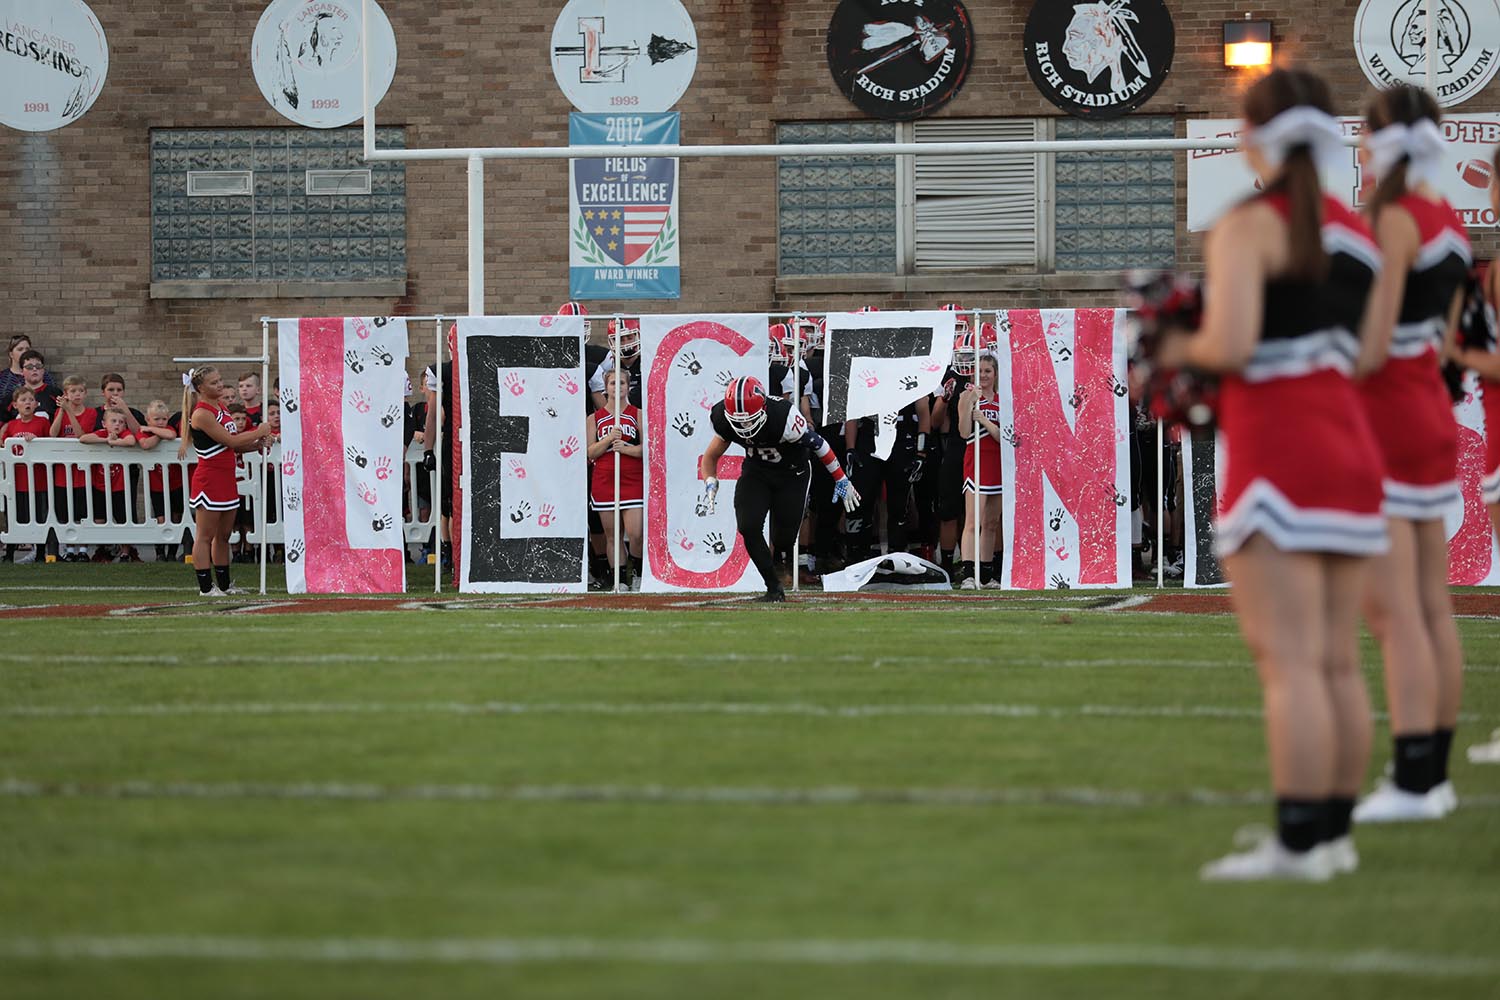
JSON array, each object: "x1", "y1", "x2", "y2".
[
  {"x1": 52, "y1": 407, "x2": 98, "y2": 487},
  {"x1": 2, "y1": 416, "x2": 50, "y2": 491},
  {"x1": 89, "y1": 430, "x2": 137, "y2": 491},
  {"x1": 141, "y1": 428, "x2": 186, "y2": 493}
]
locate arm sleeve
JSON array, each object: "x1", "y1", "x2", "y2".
[
  {"x1": 588, "y1": 355, "x2": 614, "y2": 393},
  {"x1": 781, "y1": 409, "x2": 847, "y2": 482}
]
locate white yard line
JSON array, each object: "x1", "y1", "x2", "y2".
[
  {"x1": 0, "y1": 935, "x2": 1495, "y2": 977},
  {"x1": 3, "y1": 777, "x2": 1498, "y2": 810}
]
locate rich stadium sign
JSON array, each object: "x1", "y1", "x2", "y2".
[
  {"x1": 0, "y1": 0, "x2": 108, "y2": 132},
  {"x1": 825, "y1": 0, "x2": 975, "y2": 121},
  {"x1": 1354, "y1": 0, "x2": 1500, "y2": 108},
  {"x1": 1023, "y1": 0, "x2": 1175, "y2": 120}
]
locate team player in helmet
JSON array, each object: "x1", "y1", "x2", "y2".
[
  {"x1": 930, "y1": 307, "x2": 980, "y2": 577},
  {"x1": 590, "y1": 317, "x2": 643, "y2": 410},
  {"x1": 699, "y1": 376, "x2": 861, "y2": 601}
]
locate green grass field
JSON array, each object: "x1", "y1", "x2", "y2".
[{"x1": 1, "y1": 564, "x2": 1498, "y2": 999}]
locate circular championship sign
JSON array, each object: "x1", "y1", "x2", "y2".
[
  {"x1": 550, "y1": 0, "x2": 698, "y2": 114},
  {"x1": 250, "y1": 0, "x2": 398, "y2": 129},
  {"x1": 826, "y1": 0, "x2": 974, "y2": 121},
  {"x1": 1354, "y1": 0, "x2": 1500, "y2": 108},
  {"x1": 1023, "y1": 0, "x2": 1174, "y2": 120},
  {"x1": 0, "y1": 0, "x2": 108, "y2": 132}
]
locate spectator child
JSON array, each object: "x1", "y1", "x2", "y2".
[
  {"x1": 94, "y1": 373, "x2": 146, "y2": 433},
  {"x1": 7, "y1": 350, "x2": 55, "y2": 422},
  {"x1": 80, "y1": 408, "x2": 139, "y2": 542},
  {"x1": 237, "y1": 372, "x2": 263, "y2": 426},
  {"x1": 50, "y1": 375, "x2": 96, "y2": 560},
  {"x1": 138, "y1": 400, "x2": 184, "y2": 561},
  {"x1": 2, "y1": 386, "x2": 51, "y2": 561},
  {"x1": 1, "y1": 335, "x2": 55, "y2": 405}
]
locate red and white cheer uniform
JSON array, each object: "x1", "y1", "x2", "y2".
[
  {"x1": 590, "y1": 405, "x2": 643, "y2": 510},
  {"x1": 188, "y1": 401, "x2": 241, "y2": 511}
]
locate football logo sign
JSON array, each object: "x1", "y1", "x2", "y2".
[
  {"x1": 825, "y1": 0, "x2": 975, "y2": 121},
  {"x1": 1354, "y1": 0, "x2": 1500, "y2": 108},
  {"x1": 1023, "y1": 0, "x2": 1175, "y2": 120}
]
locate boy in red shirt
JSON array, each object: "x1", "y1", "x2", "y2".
[
  {"x1": 50, "y1": 375, "x2": 97, "y2": 560},
  {"x1": 237, "y1": 372, "x2": 263, "y2": 427},
  {"x1": 3, "y1": 385, "x2": 52, "y2": 562},
  {"x1": 138, "y1": 399, "x2": 184, "y2": 561},
  {"x1": 81, "y1": 406, "x2": 138, "y2": 531}
]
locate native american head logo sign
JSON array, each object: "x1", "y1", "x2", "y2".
[
  {"x1": 0, "y1": 0, "x2": 109, "y2": 132},
  {"x1": 1355, "y1": 0, "x2": 1500, "y2": 108},
  {"x1": 1024, "y1": 0, "x2": 1174, "y2": 120},
  {"x1": 550, "y1": 0, "x2": 698, "y2": 114},
  {"x1": 826, "y1": 0, "x2": 975, "y2": 121},
  {"x1": 251, "y1": 0, "x2": 399, "y2": 129}
]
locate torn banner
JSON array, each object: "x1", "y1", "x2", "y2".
[{"x1": 822, "y1": 310, "x2": 954, "y2": 459}]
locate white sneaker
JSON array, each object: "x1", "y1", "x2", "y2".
[
  {"x1": 199, "y1": 587, "x2": 226, "y2": 598},
  {"x1": 1468, "y1": 731, "x2": 1500, "y2": 764},
  {"x1": 958, "y1": 576, "x2": 979, "y2": 590},
  {"x1": 982, "y1": 577, "x2": 1004, "y2": 590},
  {"x1": 1323, "y1": 836, "x2": 1359, "y2": 876},
  {"x1": 1428, "y1": 780, "x2": 1457, "y2": 816},
  {"x1": 1200, "y1": 828, "x2": 1333, "y2": 883},
  {"x1": 14, "y1": 546, "x2": 37, "y2": 565},
  {"x1": 220, "y1": 583, "x2": 250, "y2": 595},
  {"x1": 1352, "y1": 780, "x2": 1446, "y2": 823}
]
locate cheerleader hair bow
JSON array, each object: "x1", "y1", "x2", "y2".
[
  {"x1": 1245, "y1": 107, "x2": 1347, "y2": 174},
  {"x1": 1364, "y1": 119, "x2": 1445, "y2": 186}
]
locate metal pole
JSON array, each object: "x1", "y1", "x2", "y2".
[
  {"x1": 467, "y1": 156, "x2": 485, "y2": 316},
  {"x1": 361, "y1": 0, "x2": 374, "y2": 157},
  {"x1": 612, "y1": 317, "x2": 622, "y2": 594},
  {"x1": 791, "y1": 319, "x2": 802, "y2": 593},
  {"x1": 434, "y1": 317, "x2": 443, "y2": 594},
  {"x1": 259, "y1": 319, "x2": 270, "y2": 596},
  {"x1": 972, "y1": 316, "x2": 982, "y2": 590},
  {"x1": 1156, "y1": 420, "x2": 1165, "y2": 590}
]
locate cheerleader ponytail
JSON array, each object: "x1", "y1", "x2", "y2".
[
  {"x1": 1364, "y1": 84, "x2": 1442, "y2": 225},
  {"x1": 1244, "y1": 69, "x2": 1340, "y2": 284}
]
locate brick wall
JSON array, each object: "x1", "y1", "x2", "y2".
[{"x1": 1, "y1": 0, "x2": 1496, "y2": 403}]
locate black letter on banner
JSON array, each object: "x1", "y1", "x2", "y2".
[
  {"x1": 1187, "y1": 427, "x2": 1224, "y2": 586},
  {"x1": 824, "y1": 327, "x2": 934, "y2": 424},
  {"x1": 465, "y1": 336, "x2": 585, "y2": 585}
]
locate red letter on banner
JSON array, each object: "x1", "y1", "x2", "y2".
[
  {"x1": 1005, "y1": 309, "x2": 1122, "y2": 589},
  {"x1": 1449, "y1": 424, "x2": 1493, "y2": 585},
  {"x1": 645, "y1": 320, "x2": 751, "y2": 589}
]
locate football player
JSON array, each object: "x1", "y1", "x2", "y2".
[
  {"x1": 590, "y1": 317, "x2": 643, "y2": 410},
  {"x1": 699, "y1": 377, "x2": 860, "y2": 601}
]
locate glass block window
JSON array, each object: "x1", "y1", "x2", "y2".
[
  {"x1": 150, "y1": 127, "x2": 407, "y2": 283},
  {"x1": 777, "y1": 121, "x2": 898, "y2": 276},
  {"x1": 1053, "y1": 116, "x2": 1176, "y2": 272}
]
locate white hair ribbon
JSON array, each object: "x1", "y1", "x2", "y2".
[
  {"x1": 182, "y1": 372, "x2": 194, "y2": 388},
  {"x1": 1245, "y1": 107, "x2": 1347, "y2": 175},
  {"x1": 1364, "y1": 119, "x2": 1446, "y2": 186}
]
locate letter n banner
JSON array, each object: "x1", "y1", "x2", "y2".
[
  {"x1": 457, "y1": 317, "x2": 589, "y2": 593},
  {"x1": 997, "y1": 309, "x2": 1131, "y2": 589}
]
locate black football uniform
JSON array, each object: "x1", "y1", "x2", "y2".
[{"x1": 937, "y1": 366, "x2": 974, "y2": 524}]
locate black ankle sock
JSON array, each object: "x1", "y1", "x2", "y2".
[
  {"x1": 1322, "y1": 797, "x2": 1355, "y2": 842},
  {"x1": 1276, "y1": 797, "x2": 1325, "y2": 854},
  {"x1": 1393, "y1": 734, "x2": 1437, "y2": 793},
  {"x1": 214, "y1": 565, "x2": 232, "y2": 591},
  {"x1": 195, "y1": 569, "x2": 213, "y2": 594},
  {"x1": 1433, "y1": 728, "x2": 1454, "y2": 786}
]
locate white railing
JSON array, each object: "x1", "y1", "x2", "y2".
[{"x1": 1, "y1": 439, "x2": 437, "y2": 549}]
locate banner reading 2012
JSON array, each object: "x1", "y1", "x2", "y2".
[{"x1": 569, "y1": 112, "x2": 681, "y2": 300}]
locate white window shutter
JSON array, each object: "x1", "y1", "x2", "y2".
[{"x1": 913, "y1": 119, "x2": 1038, "y2": 270}]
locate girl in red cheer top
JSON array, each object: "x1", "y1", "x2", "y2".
[
  {"x1": 181, "y1": 366, "x2": 271, "y2": 596},
  {"x1": 956, "y1": 352, "x2": 1003, "y2": 589},
  {"x1": 585, "y1": 368, "x2": 644, "y2": 591},
  {"x1": 1349, "y1": 85, "x2": 1473, "y2": 823},
  {"x1": 1163, "y1": 70, "x2": 1387, "y2": 881}
]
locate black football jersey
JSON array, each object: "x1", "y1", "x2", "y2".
[{"x1": 709, "y1": 396, "x2": 812, "y2": 473}]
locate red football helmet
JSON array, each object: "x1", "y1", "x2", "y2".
[
  {"x1": 793, "y1": 316, "x2": 825, "y2": 353},
  {"x1": 951, "y1": 330, "x2": 978, "y2": 376},
  {"x1": 768, "y1": 322, "x2": 793, "y2": 364},
  {"x1": 556, "y1": 301, "x2": 591, "y2": 337},
  {"x1": 724, "y1": 376, "x2": 769, "y2": 436},
  {"x1": 977, "y1": 320, "x2": 999, "y2": 352},
  {"x1": 941, "y1": 303, "x2": 971, "y2": 337},
  {"x1": 607, "y1": 317, "x2": 641, "y2": 362}
]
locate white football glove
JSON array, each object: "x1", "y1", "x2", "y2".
[
  {"x1": 701, "y1": 477, "x2": 719, "y2": 515},
  {"x1": 833, "y1": 477, "x2": 861, "y2": 513}
]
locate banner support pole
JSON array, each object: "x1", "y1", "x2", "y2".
[
  {"x1": 613, "y1": 317, "x2": 623, "y2": 595},
  {"x1": 434, "y1": 317, "x2": 443, "y2": 594},
  {"x1": 467, "y1": 157, "x2": 485, "y2": 316},
  {"x1": 791, "y1": 318, "x2": 802, "y2": 593},
  {"x1": 259, "y1": 319, "x2": 270, "y2": 596},
  {"x1": 973, "y1": 311, "x2": 983, "y2": 591},
  {"x1": 1156, "y1": 420, "x2": 1165, "y2": 590}
]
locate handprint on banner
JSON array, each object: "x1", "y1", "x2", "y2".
[
  {"x1": 558, "y1": 372, "x2": 579, "y2": 396},
  {"x1": 672, "y1": 413, "x2": 695, "y2": 438},
  {"x1": 509, "y1": 501, "x2": 532, "y2": 524},
  {"x1": 373, "y1": 317, "x2": 390, "y2": 328},
  {"x1": 678, "y1": 352, "x2": 703, "y2": 376},
  {"x1": 1052, "y1": 342, "x2": 1073, "y2": 362},
  {"x1": 860, "y1": 368, "x2": 879, "y2": 388},
  {"x1": 714, "y1": 369, "x2": 733, "y2": 387},
  {"x1": 345, "y1": 446, "x2": 368, "y2": 469},
  {"x1": 1002, "y1": 425, "x2": 1021, "y2": 448},
  {"x1": 900, "y1": 376, "x2": 919, "y2": 391},
  {"x1": 1051, "y1": 573, "x2": 1072, "y2": 590},
  {"x1": 352, "y1": 319, "x2": 372, "y2": 341},
  {"x1": 281, "y1": 450, "x2": 299, "y2": 477},
  {"x1": 280, "y1": 388, "x2": 299, "y2": 414},
  {"x1": 1049, "y1": 507, "x2": 1065, "y2": 532},
  {"x1": 374, "y1": 456, "x2": 393, "y2": 481},
  {"x1": 674, "y1": 528, "x2": 695, "y2": 551},
  {"x1": 921, "y1": 361, "x2": 942, "y2": 373},
  {"x1": 705, "y1": 531, "x2": 727, "y2": 555},
  {"x1": 356, "y1": 481, "x2": 379, "y2": 505},
  {"x1": 541, "y1": 397, "x2": 559, "y2": 419},
  {"x1": 694, "y1": 496, "x2": 712, "y2": 517},
  {"x1": 380, "y1": 405, "x2": 400, "y2": 429},
  {"x1": 1108, "y1": 374, "x2": 1129, "y2": 398},
  {"x1": 694, "y1": 388, "x2": 715, "y2": 411},
  {"x1": 371, "y1": 345, "x2": 395, "y2": 367},
  {"x1": 1069, "y1": 386, "x2": 1089, "y2": 411},
  {"x1": 372, "y1": 514, "x2": 394, "y2": 532},
  {"x1": 559, "y1": 436, "x2": 580, "y2": 459},
  {"x1": 882, "y1": 412, "x2": 900, "y2": 427},
  {"x1": 507, "y1": 458, "x2": 527, "y2": 480},
  {"x1": 345, "y1": 350, "x2": 364, "y2": 375},
  {"x1": 287, "y1": 539, "x2": 304, "y2": 563},
  {"x1": 285, "y1": 488, "x2": 300, "y2": 512},
  {"x1": 537, "y1": 503, "x2": 555, "y2": 528},
  {"x1": 349, "y1": 391, "x2": 372, "y2": 414},
  {"x1": 503, "y1": 373, "x2": 526, "y2": 397},
  {"x1": 1052, "y1": 543, "x2": 1071, "y2": 562}
]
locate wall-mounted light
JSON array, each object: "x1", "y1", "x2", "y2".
[{"x1": 1223, "y1": 16, "x2": 1273, "y2": 69}]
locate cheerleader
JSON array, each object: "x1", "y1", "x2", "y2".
[
  {"x1": 585, "y1": 368, "x2": 644, "y2": 591},
  {"x1": 181, "y1": 367, "x2": 272, "y2": 596},
  {"x1": 956, "y1": 352, "x2": 1003, "y2": 589},
  {"x1": 1451, "y1": 144, "x2": 1500, "y2": 766},
  {"x1": 1350, "y1": 86, "x2": 1472, "y2": 822},
  {"x1": 1170, "y1": 70, "x2": 1386, "y2": 881}
]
